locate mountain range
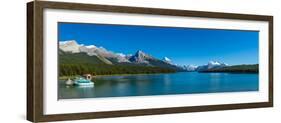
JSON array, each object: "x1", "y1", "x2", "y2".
[
  {"x1": 59, "y1": 40, "x2": 251, "y2": 73},
  {"x1": 59, "y1": 40, "x2": 187, "y2": 71}
]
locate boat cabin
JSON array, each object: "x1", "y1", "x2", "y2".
[{"x1": 83, "y1": 74, "x2": 92, "y2": 80}]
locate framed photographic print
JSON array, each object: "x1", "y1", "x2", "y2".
[{"x1": 27, "y1": 1, "x2": 273, "y2": 122}]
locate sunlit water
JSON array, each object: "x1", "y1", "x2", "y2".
[{"x1": 58, "y1": 72, "x2": 258, "y2": 99}]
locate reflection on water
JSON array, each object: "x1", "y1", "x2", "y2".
[{"x1": 58, "y1": 72, "x2": 259, "y2": 99}]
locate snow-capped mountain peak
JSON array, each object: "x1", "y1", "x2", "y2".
[
  {"x1": 196, "y1": 60, "x2": 228, "y2": 71},
  {"x1": 207, "y1": 61, "x2": 228, "y2": 67},
  {"x1": 85, "y1": 45, "x2": 97, "y2": 49},
  {"x1": 59, "y1": 40, "x2": 80, "y2": 53},
  {"x1": 163, "y1": 57, "x2": 172, "y2": 62},
  {"x1": 59, "y1": 40, "x2": 77, "y2": 45},
  {"x1": 135, "y1": 50, "x2": 150, "y2": 58},
  {"x1": 182, "y1": 65, "x2": 198, "y2": 71},
  {"x1": 163, "y1": 57, "x2": 172, "y2": 63},
  {"x1": 128, "y1": 50, "x2": 153, "y2": 64},
  {"x1": 59, "y1": 40, "x2": 130, "y2": 63},
  {"x1": 208, "y1": 61, "x2": 221, "y2": 66},
  {"x1": 116, "y1": 53, "x2": 126, "y2": 57}
]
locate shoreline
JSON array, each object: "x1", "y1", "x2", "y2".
[
  {"x1": 94, "y1": 72, "x2": 176, "y2": 77},
  {"x1": 59, "y1": 72, "x2": 176, "y2": 80},
  {"x1": 58, "y1": 71, "x2": 258, "y2": 80},
  {"x1": 199, "y1": 71, "x2": 259, "y2": 74}
]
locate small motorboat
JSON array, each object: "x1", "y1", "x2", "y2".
[{"x1": 74, "y1": 77, "x2": 94, "y2": 86}]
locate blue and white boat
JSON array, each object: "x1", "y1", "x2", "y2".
[{"x1": 74, "y1": 77, "x2": 94, "y2": 86}]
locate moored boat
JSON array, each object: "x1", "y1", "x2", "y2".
[
  {"x1": 74, "y1": 77, "x2": 94, "y2": 86},
  {"x1": 65, "y1": 78, "x2": 74, "y2": 85}
]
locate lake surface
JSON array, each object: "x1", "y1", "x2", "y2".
[{"x1": 58, "y1": 72, "x2": 258, "y2": 99}]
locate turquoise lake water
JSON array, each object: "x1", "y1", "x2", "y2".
[{"x1": 58, "y1": 72, "x2": 259, "y2": 99}]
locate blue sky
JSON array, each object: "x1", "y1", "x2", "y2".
[{"x1": 58, "y1": 22, "x2": 259, "y2": 66}]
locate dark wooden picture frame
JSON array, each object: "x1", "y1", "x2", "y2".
[{"x1": 27, "y1": 1, "x2": 273, "y2": 122}]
